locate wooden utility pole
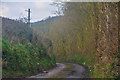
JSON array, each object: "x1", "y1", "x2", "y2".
[{"x1": 25, "y1": 8, "x2": 31, "y2": 27}]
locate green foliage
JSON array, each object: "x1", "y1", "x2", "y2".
[
  {"x1": 32, "y1": 2, "x2": 119, "y2": 78},
  {"x1": 71, "y1": 54, "x2": 95, "y2": 67},
  {"x1": 2, "y1": 39, "x2": 56, "y2": 77}
]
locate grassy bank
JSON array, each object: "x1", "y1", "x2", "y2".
[
  {"x1": 68, "y1": 53, "x2": 119, "y2": 78},
  {"x1": 2, "y1": 39, "x2": 56, "y2": 77}
]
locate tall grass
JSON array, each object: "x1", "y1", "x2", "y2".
[
  {"x1": 69, "y1": 53, "x2": 118, "y2": 78},
  {"x1": 70, "y1": 53, "x2": 96, "y2": 71}
]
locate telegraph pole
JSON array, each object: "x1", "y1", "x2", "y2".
[{"x1": 25, "y1": 8, "x2": 31, "y2": 27}]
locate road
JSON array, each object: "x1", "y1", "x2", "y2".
[{"x1": 29, "y1": 63, "x2": 90, "y2": 78}]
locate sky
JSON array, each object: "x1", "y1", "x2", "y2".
[
  {"x1": 0, "y1": 0, "x2": 119, "y2": 22},
  {"x1": 0, "y1": 1, "x2": 58, "y2": 22}
]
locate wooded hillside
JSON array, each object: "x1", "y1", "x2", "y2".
[
  {"x1": 32, "y1": 2, "x2": 119, "y2": 78},
  {"x1": 2, "y1": 17, "x2": 56, "y2": 77}
]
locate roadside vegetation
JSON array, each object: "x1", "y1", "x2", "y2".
[
  {"x1": 2, "y1": 38, "x2": 56, "y2": 77},
  {"x1": 2, "y1": 2, "x2": 119, "y2": 78},
  {"x1": 2, "y1": 17, "x2": 56, "y2": 77},
  {"x1": 32, "y1": 3, "x2": 119, "y2": 78}
]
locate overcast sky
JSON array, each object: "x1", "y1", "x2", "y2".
[{"x1": 0, "y1": 2, "x2": 58, "y2": 22}]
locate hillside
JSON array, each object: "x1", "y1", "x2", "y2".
[
  {"x1": 32, "y1": 3, "x2": 119, "y2": 78},
  {"x1": 1, "y1": 2, "x2": 120, "y2": 79},
  {"x1": 31, "y1": 16, "x2": 61, "y2": 36},
  {"x1": 2, "y1": 17, "x2": 56, "y2": 77}
]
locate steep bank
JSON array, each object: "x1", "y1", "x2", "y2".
[{"x1": 2, "y1": 17, "x2": 56, "y2": 77}]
